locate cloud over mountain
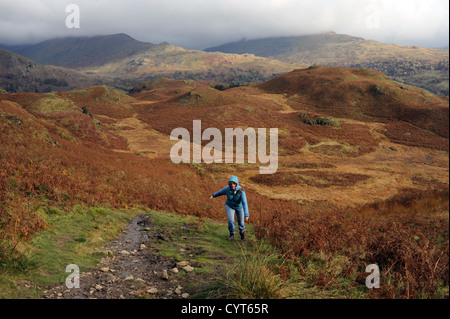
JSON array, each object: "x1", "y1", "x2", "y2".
[{"x1": 0, "y1": 0, "x2": 448, "y2": 49}]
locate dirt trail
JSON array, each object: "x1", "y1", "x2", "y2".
[{"x1": 42, "y1": 215, "x2": 197, "y2": 299}]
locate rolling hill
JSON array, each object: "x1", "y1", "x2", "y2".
[
  {"x1": 205, "y1": 32, "x2": 450, "y2": 96},
  {"x1": 1, "y1": 66, "x2": 448, "y2": 299},
  {"x1": 258, "y1": 66, "x2": 449, "y2": 145},
  {"x1": 2, "y1": 65, "x2": 447, "y2": 212},
  {"x1": 1, "y1": 34, "x2": 306, "y2": 88}
]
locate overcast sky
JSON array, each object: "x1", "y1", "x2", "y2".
[{"x1": 0, "y1": 0, "x2": 448, "y2": 49}]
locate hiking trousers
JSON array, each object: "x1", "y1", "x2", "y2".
[{"x1": 225, "y1": 203, "x2": 245, "y2": 235}]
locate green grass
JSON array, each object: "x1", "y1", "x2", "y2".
[
  {"x1": 214, "y1": 244, "x2": 291, "y2": 299},
  {"x1": 148, "y1": 209, "x2": 246, "y2": 261},
  {"x1": 31, "y1": 95, "x2": 76, "y2": 114},
  {"x1": 147, "y1": 210, "x2": 292, "y2": 298},
  {"x1": 146, "y1": 210, "x2": 332, "y2": 299},
  {"x1": 0, "y1": 205, "x2": 140, "y2": 299},
  {"x1": 1, "y1": 206, "x2": 375, "y2": 299}
]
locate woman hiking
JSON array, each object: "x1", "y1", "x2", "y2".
[{"x1": 210, "y1": 175, "x2": 249, "y2": 241}]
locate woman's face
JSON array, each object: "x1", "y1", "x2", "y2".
[{"x1": 229, "y1": 182, "x2": 237, "y2": 189}]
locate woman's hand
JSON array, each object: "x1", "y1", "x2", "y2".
[
  {"x1": 245, "y1": 217, "x2": 249, "y2": 222},
  {"x1": 210, "y1": 196, "x2": 213, "y2": 199}
]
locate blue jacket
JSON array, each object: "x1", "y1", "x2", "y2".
[{"x1": 212, "y1": 176, "x2": 249, "y2": 218}]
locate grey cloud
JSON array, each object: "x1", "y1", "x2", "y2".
[{"x1": 0, "y1": 0, "x2": 448, "y2": 49}]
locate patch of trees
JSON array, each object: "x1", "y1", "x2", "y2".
[{"x1": 43, "y1": 78, "x2": 69, "y2": 87}]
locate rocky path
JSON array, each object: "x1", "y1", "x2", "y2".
[{"x1": 42, "y1": 214, "x2": 198, "y2": 299}]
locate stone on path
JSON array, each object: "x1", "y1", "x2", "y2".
[
  {"x1": 147, "y1": 288, "x2": 158, "y2": 294},
  {"x1": 125, "y1": 275, "x2": 134, "y2": 281},
  {"x1": 182, "y1": 265, "x2": 195, "y2": 272},
  {"x1": 176, "y1": 261, "x2": 190, "y2": 268}
]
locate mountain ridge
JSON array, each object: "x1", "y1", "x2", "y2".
[
  {"x1": 2, "y1": 32, "x2": 449, "y2": 95},
  {"x1": 1, "y1": 33, "x2": 159, "y2": 68},
  {"x1": 205, "y1": 32, "x2": 449, "y2": 96},
  {"x1": 0, "y1": 48, "x2": 104, "y2": 93},
  {"x1": 0, "y1": 34, "x2": 306, "y2": 90}
]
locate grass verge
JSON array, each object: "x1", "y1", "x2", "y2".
[
  {"x1": 145, "y1": 210, "x2": 332, "y2": 299},
  {"x1": 0, "y1": 205, "x2": 140, "y2": 298}
]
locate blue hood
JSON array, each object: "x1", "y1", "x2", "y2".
[
  {"x1": 228, "y1": 175, "x2": 239, "y2": 187},
  {"x1": 212, "y1": 175, "x2": 249, "y2": 218}
]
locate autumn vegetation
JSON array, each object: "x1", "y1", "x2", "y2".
[
  {"x1": 1, "y1": 66, "x2": 448, "y2": 298},
  {"x1": 253, "y1": 188, "x2": 449, "y2": 298}
]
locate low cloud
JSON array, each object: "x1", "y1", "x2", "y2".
[{"x1": 0, "y1": 0, "x2": 448, "y2": 49}]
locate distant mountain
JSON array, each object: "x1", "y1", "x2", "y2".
[
  {"x1": 205, "y1": 32, "x2": 449, "y2": 96},
  {"x1": 0, "y1": 49, "x2": 103, "y2": 93},
  {"x1": 205, "y1": 32, "x2": 362, "y2": 60},
  {"x1": 2, "y1": 33, "x2": 158, "y2": 68},
  {"x1": 80, "y1": 42, "x2": 306, "y2": 84},
  {"x1": 2, "y1": 34, "x2": 306, "y2": 86}
]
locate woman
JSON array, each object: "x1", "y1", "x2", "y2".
[{"x1": 210, "y1": 175, "x2": 249, "y2": 241}]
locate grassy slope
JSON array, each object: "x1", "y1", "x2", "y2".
[
  {"x1": 259, "y1": 66, "x2": 449, "y2": 145},
  {"x1": 0, "y1": 205, "x2": 362, "y2": 299},
  {"x1": 1, "y1": 67, "x2": 448, "y2": 299},
  {"x1": 2, "y1": 200, "x2": 446, "y2": 299},
  {"x1": 0, "y1": 206, "x2": 139, "y2": 298}
]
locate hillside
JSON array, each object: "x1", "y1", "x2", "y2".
[
  {"x1": 1, "y1": 66, "x2": 448, "y2": 299},
  {"x1": 258, "y1": 66, "x2": 449, "y2": 146},
  {"x1": 205, "y1": 32, "x2": 362, "y2": 59},
  {"x1": 2, "y1": 34, "x2": 306, "y2": 87},
  {"x1": 205, "y1": 32, "x2": 450, "y2": 96},
  {"x1": 2, "y1": 33, "x2": 157, "y2": 69},
  {"x1": 1, "y1": 65, "x2": 446, "y2": 216},
  {"x1": 0, "y1": 49, "x2": 103, "y2": 93}
]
